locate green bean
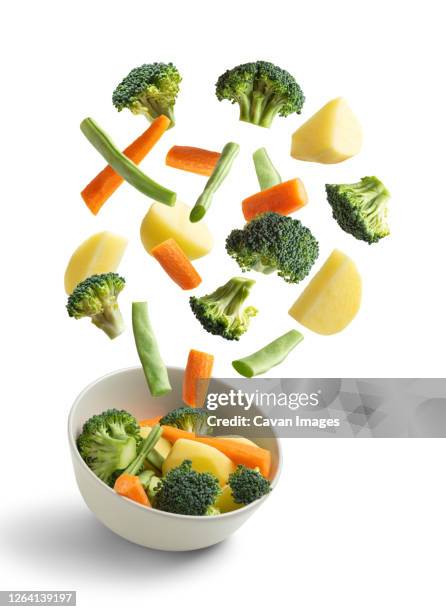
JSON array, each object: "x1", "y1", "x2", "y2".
[
  {"x1": 252, "y1": 147, "x2": 282, "y2": 190},
  {"x1": 189, "y1": 142, "x2": 240, "y2": 222},
  {"x1": 232, "y1": 329, "x2": 303, "y2": 378},
  {"x1": 132, "y1": 302, "x2": 172, "y2": 397},
  {"x1": 80, "y1": 118, "x2": 176, "y2": 206}
]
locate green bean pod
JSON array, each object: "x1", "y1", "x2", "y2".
[
  {"x1": 80, "y1": 118, "x2": 176, "y2": 206},
  {"x1": 252, "y1": 147, "x2": 282, "y2": 190},
  {"x1": 190, "y1": 142, "x2": 240, "y2": 222},
  {"x1": 132, "y1": 302, "x2": 172, "y2": 397},
  {"x1": 232, "y1": 329, "x2": 304, "y2": 378}
]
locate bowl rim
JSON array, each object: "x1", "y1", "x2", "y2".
[{"x1": 68, "y1": 365, "x2": 283, "y2": 521}]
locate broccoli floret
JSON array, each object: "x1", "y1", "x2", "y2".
[
  {"x1": 112, "y1": 63, "x2": 181, "y2": 126},
  {"x1": 226, "y1": 212, "x2": 319, "y2": 284},
  {"x1": 216, "y1": 61, "x2": 304, "y2": 128},
  {"x1": 66, "y1": 273, "x2": 125, "y2": 339},
  {"x1": 160, "y1": 407, "x2": 213, "y2": 435},
  {"x1": 228, "y1": 465, "x2": 272, "y2": 505},
  {"x1": 325, "y1": 176, "x2": 391, "y2": 244},
  {"x1": 77, "y1": 409, "x2": 141, "y2": 485},
  {"x1": 139, "y1": 470, "x2": 163, "y2": 500},
  {"x1": 190, "y1": 277, "x2": 257, "y2": 341},
  {"x1": 153, "y1": 460, "x2": 221, "y2": 516}
]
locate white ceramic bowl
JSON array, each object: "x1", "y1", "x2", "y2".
[{"x1": 68, "y1": 367, "x2": 282, "y2": 551}]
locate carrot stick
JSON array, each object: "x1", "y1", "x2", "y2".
[
  {"x1": 160, "y1": 425, "x2": 271, "y2": 477},
  {"x1": 151, "y1": 239, "x2": 202, "y2": 290},
  {"x1": 139, "y1": 416, "x2": 162, "y2": 427},
  {"x1": 242, "y1": 178, "x2": 308, "y2": 221},
  {"x1": 81, "y1": 115, "x2": 171, "y2": 215},
  {"x1": 166, "y1": 146, "x2": 221, "y2": 176},
  {"x1": 114, "y1": 473, "x2": 150, "y2": 506},
  {"x1": 183, "y1": 349, "x2": 214, "y2": 408}
]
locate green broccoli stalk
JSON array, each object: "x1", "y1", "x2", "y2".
[
  {"x1": 153, "y1": 460, "x2": 221, "y2": 516},
  {"x1": 138, "y1": 469, "x2": 163, "y2": 501},
  {"x1": 66, "y1": 273, "x2": 126, "y2": 339},
  {"x1": 325, "y1": 176, "x2": 391, "y2": 244},
  {"x1": 112, "y1": 63, "x2": 181, "y2": 126},
  {"x1": 216, "y1": 61, "x2": 304, "y2": 128},
  {"x1": 226, "y1": 212, "x2": 319, "y2": 284},
  {"x1": 77, "y1": 409, "x2": 141, "y2": 485},
  {"x1": 228, "y1": 465, "x2": 272, "y2": 505},
  {"x1": 190, "y1": 277, "x2": 257, "y2": 341},
  {"x1": 159, "y1": 407, "x2": 213, "y2": 435}
]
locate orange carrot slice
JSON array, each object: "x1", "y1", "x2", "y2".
[
  {"x1": 114, "y1": 473, "x2": 150, "y2": 506},
  {"x1": 151, "y1": 239, "x2": 202, "y2": 290},
  {"x1": 183, "y1": 349, "x2": 214, "y2": 408},
  {"x1": 139, "y1": 416, "x2": 162, "y2": 427},
  {"x1": 81, "y1": 115, "x2": 171, "y2": 215},
  {"x1": 166, "y1": 146, "x2": 221, "y2": 176},
  {"x1": 242, "y1": 178, "x2": 308, "y2": 221}
]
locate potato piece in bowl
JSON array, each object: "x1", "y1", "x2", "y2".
[{"x1": 163, "y1": 438, "x2": 234, "y2": 486}]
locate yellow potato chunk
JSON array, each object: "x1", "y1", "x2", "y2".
[
  {"x1": 64, "y1": 231, "x2": 127, "y2": 294},
  {"x1": 140, "y1": 200, "x2": 213, "y2": 260},
  {"x1": 289, "y1": 249, "x2": 362, "y2": 335},
  {"x1": 217, "y1": 436, "x2": 258, "y2": 447},
  {"x1": 140, "y1": 426, "x2": 172, "y2": 461},
  {"x1": 291, "y1": 97, "x2": 362, "y2": 164},
  {"x1": 162, "y1": 438, "x2": 235, "y2": 486},
  {"x1": 215, "y1": 485, "x2": 243, "y2": 513}
]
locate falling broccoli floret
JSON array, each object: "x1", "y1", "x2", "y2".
[
  {"x1": 66, "y1": 273, "x2": 125, "y2": 339},
  {"x1": 153, "y1": 460, "x2": 221, "y2": 516},
  {"x1": 226, "y1": 212, "x2": 319, "y2": 284},
  {"x1": 216, "y1": 61, "x2": 304, "y2": 128},
  {"x1": 190, "y1": 277, "x2": 257, "y2": 341},
  {"x1": 160, "y1": 407, "x2": 213, "y2": 435},
  {"x1": 112, "y1": 62, "x2": 181, "y2": 126},
  {"x1": 325, "y1": 176, "x2": 391, "y2": 244},
  {"x1": 228, "y1": 465, "x2": 272, "y2": 505},
  {"x1": 77, "y1": 409, "x2": 141, "y2": 485}
]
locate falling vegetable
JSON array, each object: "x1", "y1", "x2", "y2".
[
  {"x1": 81, "y1": 115, "x2": 171, "y2": 215},
  {"x1": 252, "y1": 147, "x2": 281, "y2": 190},
  {"x1": 80, "y1": 118, "x2": 176, "y2": 206},
  {"x1": 151, "y1": 239, "x2": 202, "y2": 290},
  {"x1": 232, "y1": 329, "x2": 304, "y2": 377},
  {"x1": 189, "y1": 142, "x2": 240, "y2": 222},
  {"x1": 242, "y1": 178, "x2": 308, "y2": 222},
  {"x1": 132, "y1": 302, "x2": 172, "y2": 397},
  {"x1": 182, "y1": 349, "x2": 214, "y2": 407},
  {"x1": 166, "y1": 146, "x2": 221, "y2": 176}
]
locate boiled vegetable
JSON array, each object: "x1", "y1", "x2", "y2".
[
  {"x1": 288, "y1": 249, "x2": 362, "y2": 334},
  {"x1": 190, "y1": 142, "x2": 240, "y2": 222},
  {"x1": 232, "y1": 329, "x2": 304, "y2": 377},
  {"x1": 242, "y1": 178, "x2": 308, "y2": 222},
  {"x1": 81, "y1": 115, "x2": 171, "y2": 215},
  {"x1": 163, "y1": 438, "x2": 235, "y2": 486},
  {"x1": 183, "y1": 349, "x2": 214, "y2": 408},
  {"x1": 160, "y1": 426, "x2": 271, "y2": 477},
  {"x1": 64, "y1": 231, "x2": 127, "y2": 294},
  {"x1": 252, "y1": 147, "x2": 281, "y2": 190},
  {"x1": 80, "y1": 118, "x2": 176, "y2": 206},
  {"x1": 140, "y1": 426, "x2": 172, "y2": 461},
  {"x1": 218, "y1": 436, "x2": 258, "y2": 447},
  {"x1": 290, "y1": 97, "x2": 362, "y2": 164},
  {"x1": 114, "y1": 474, "x2": 149, "y2": 506},
  {"x1": 140, "y1": 200, "x2": 213, "y2": 260},
  {"x1": 215, "y1": 485, "x2": 243, "y2": 513},
  {"x1": 166, "y1": 146, "x2": 221, "y2": 176},
  {"x1": 151, "y1": 239, "x2": 202, "y2": 290},
  {"x1": 132, "y1": 302, "x2": 172, "y2": 396}
]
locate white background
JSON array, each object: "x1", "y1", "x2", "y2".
[{"x1": 1, "y1": 0, "x2": 446, "y2": 609}]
